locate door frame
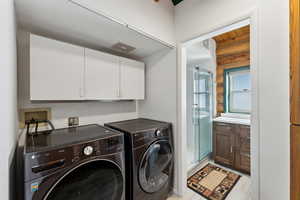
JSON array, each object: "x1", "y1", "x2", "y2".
[
  {"x1": 176, "y1": 9, "x2": 260, "y2": 200},
  {"x1": 290, "y1": 0, "x2": 300, "y2": 199}
]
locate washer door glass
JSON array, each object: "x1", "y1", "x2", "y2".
[
  {"x1": 45, "y1": 160, "x2": 123, "y2": 200},
  {"x1": 139, "y1": 140, "x2": 173, "y2": 193}
]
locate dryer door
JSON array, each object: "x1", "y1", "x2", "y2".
[
  {"x1": 44, "y1": 160, "x2": 123, "y2": 200},
  {"x1": 139, "y1": 140, "x2": 173, "y2": 193}
]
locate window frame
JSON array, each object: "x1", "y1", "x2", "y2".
[{"x1": 223, "y1": 66, "x2": 251, "y2": 114}]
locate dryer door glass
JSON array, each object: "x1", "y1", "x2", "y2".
[
  {"x1": 44, "y1": 160, "x2": 123, "y2": 200},
  {"x1": 139, "y1": 140, "x2": 173, "y2": 193}
]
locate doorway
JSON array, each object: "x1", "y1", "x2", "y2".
[{"x1": 176, "y1": 16, "x2": 260, "y2": 200}]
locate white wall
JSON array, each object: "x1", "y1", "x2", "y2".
[
  {"x1": 17, "y1": 30, "x2": 138, "y2": 133},
  {"x1": 175, "y1": 0, "x2": 256, "y2": 42},
  {"x1": 138, "y1": 49, "x2": 178, "y2": 192},
  {"x1": 175, "y1": 0, "x2": 290, "y2": 199},
  {"x1": 72, "y1": 0, "x2": 175, "y2": 46},
  {"x1": 0, "y1": 0, "x2": 18, "y2": 200},
  {"x1": 257, "y1": 0, "x2": 289, "y2": 199}
]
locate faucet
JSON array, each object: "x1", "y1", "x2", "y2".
[{"x1": 25, "y1": 119, "x2": 55, "y2": 136}]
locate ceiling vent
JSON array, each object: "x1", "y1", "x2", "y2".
[
  {"x1": 112, "y1": 42, "x2": 136, "y2": 54},
  {"x1": 203, "y1": 39, "x2": 210, "y2": 50}
]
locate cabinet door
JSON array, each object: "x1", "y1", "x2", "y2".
[
  {"x1": 235, "y1": 125, "x2": 251, "y2": 174},
  {"x1": 120, "y1": 57, "x2": 145, "y2": 100},
  {"x1": 30, "y1": 34, "x2": 85, "y2": 100},
  {"x1": 291, "y1": 0, "x2": 300, "y2": 125},
  {"x1": 213, "y1": 123, "x2": 235, "y2": 167},
  {"x1": 85, "y1": 48, "x2": 120, "y2": 100}
]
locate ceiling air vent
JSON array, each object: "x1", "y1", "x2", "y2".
[{"x1": 112, "y1": 42, "x2": 136, "y2": 54}]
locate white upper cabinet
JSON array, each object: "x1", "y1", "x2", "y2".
[
  {"x1": 30, "y1": 34, "x2": 145, "y2": 101},
  {"x1": 120, "y1": 58, "x2": 145, "y2": 100},
  {"x1": 30, "y1": 34, "x2": 85, "y2": 100},
  {"x1": 85, "y1": 48, "x2": 120, "y2": 100}
]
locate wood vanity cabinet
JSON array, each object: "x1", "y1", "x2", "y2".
[
  {"x1": 235, "y1": 125, "x2": 251, "y2": 173},
  {"x1": 213, "y1": 123, "x2": 235, "y2": 167},
  {"x1": 213, "y1": 122, "x2": 251, "y2": 174}
]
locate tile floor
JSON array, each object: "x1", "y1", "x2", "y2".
[{"x1": 168, "y1": 161, "x2": 251, "y2": 200}]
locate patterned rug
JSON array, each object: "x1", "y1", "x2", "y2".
[{"x1": 187, "y1": 163, "x2": 241, "y2": 200}]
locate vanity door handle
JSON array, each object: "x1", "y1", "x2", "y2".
[
  {"x1": 230, "y1": 146, "x2": 233, "y2": 153},
  {"x1": 240, "y1": 152, "x2": 251, "y2": 158}
]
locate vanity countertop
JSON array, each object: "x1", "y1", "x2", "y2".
[{"x1": 213, "y1": 116, "x2": 250, "y2": 126}]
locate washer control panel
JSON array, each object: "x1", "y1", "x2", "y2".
[{"x1": 25, "y1": 135, "x2": 124, "y2": 181}]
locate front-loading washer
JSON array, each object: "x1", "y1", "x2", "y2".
[
  {"x1": 105, "y1": 118, "x2": 174, "y2": 200},
  {"x1": 17, "y1": 124, "x2": 125, "y2": 200}
]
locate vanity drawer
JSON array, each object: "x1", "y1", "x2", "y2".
[{"x1": 213, "y1": 122, "x2": 234, "y2": 132}]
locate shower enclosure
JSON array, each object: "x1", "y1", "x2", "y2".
[{"x1": 187, "y1": 67, "x2": 213, "y2": 170}]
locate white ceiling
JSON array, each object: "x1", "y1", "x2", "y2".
[{"x1": 15, "y1": 0, "x2": 172, "y2": 59}]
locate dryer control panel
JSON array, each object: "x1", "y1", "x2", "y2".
[{"x1": 132, "y1": 126, "x2": 171, "y2": 148}]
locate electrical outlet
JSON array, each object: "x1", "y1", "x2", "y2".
[{"x1": 68, "y1": 117, "x2": 79, "y2": 127}]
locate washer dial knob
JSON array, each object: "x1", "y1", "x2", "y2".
[
  {"x1": 155, "y1": 129, "x2": 162, "y2": 137},
  {"x1": 83, "y1": 146, "x2": 94, "y2": 156}
]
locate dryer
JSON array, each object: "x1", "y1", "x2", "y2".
[
  {"x1": 17, "y1": 124, "x2": 125, "y2": 200},
  {"x1": 105, "y1": 118, "x2": 174, "y2": 200}
]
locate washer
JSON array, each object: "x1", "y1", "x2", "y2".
[
  {"x1": 17, "y1": 124, "x2": 125, "y2": 200},
  {"x1": 105, "y1": 118, "x2": 174, "y2": 200}
]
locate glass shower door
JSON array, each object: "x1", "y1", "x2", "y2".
[{"x1": 190, "y1": 68, "x2": 213, "y2": 166}]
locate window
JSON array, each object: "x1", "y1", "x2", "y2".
[{"x1": 224, "y1": 67, "x2": 251, "y2": 114}]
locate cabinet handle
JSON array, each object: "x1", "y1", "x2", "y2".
[
  {"x1": 117, "y1": 88, "x2": 120, "y2": 97},
  {"x1": 230, "y1": 146, "x2": 233, "y2": 153},
  {"x1": 80, "y1": 88, "x2": 84, "y2": 97}
]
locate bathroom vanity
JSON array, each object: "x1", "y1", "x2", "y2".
[{"x1": 213, "y1": 119, "x2": 251, "y2": 174}]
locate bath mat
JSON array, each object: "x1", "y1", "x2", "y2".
[{"x1": 187, "y1": 163, "x2": 241, "y2": 200}]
